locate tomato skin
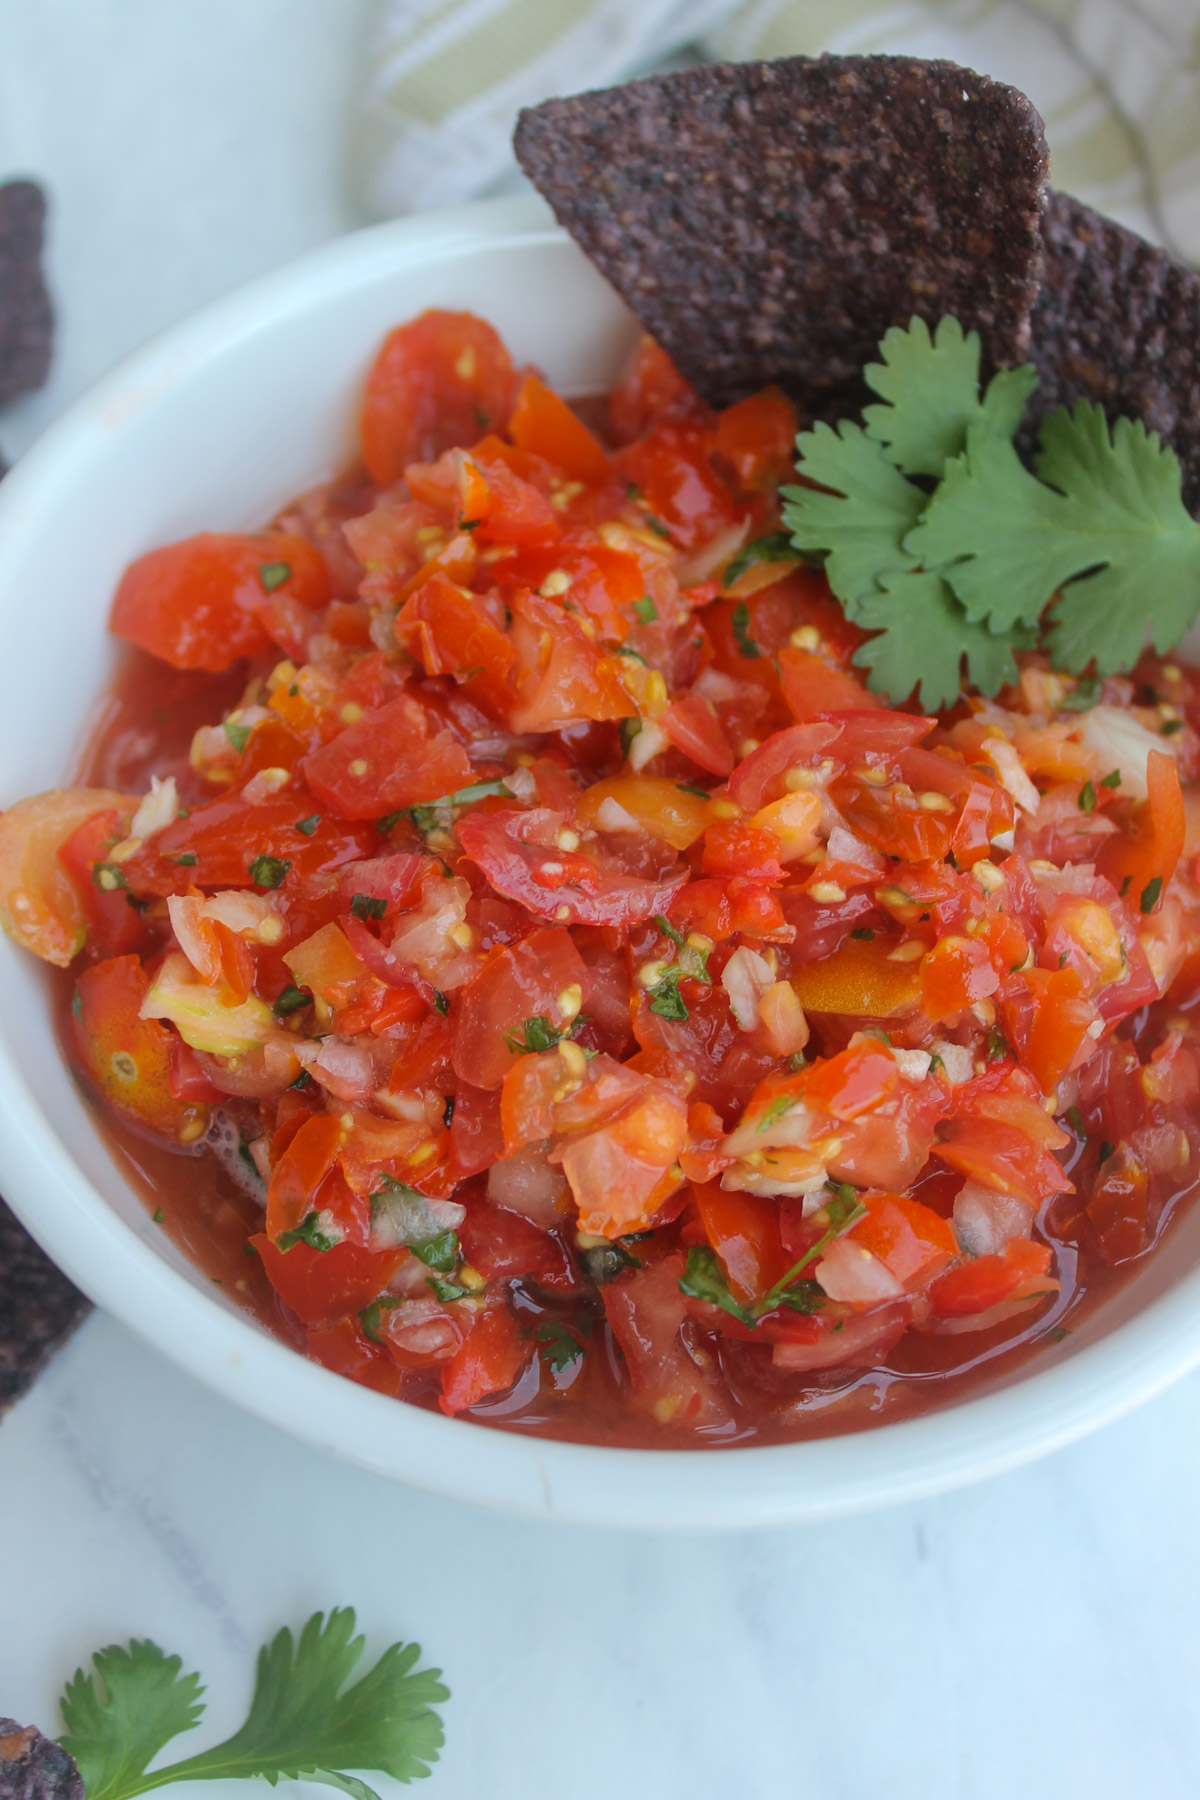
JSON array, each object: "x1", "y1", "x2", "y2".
[
  {"x1": 847, "y1": 1193, "x2": 958, "y2": 1290},
  {"x1": 254, "y1": 1232, "x2": 406, "y2": 1326},
  {"x1": 72, "y1": 955, "x2": 204, "y2": 1141},
  {"x1": 509, "y1": 374, "x2": 608, "y2": 482},
  {"x1": 608, "y1": 337, "x2": 701, "y2": 443},
  {"x1": 0, "y1": 787, "x2": 139, "y2": 967},
  {"x1": 301, "y1": 694, "x2": 474, "y2": 818},
  {"x1": 456, "y1": 807, "x2": 688, "y2": 931},
  {"x1": 602, "y1": 1252, "x2": 732, "y2": 1427},
  {"x1": 439, "y1": 1302, "x2": 528, "y2": 1414},
  {"x1": 692, "y1": 1181, "x2": 786, "y2": 1303},
  {"x1": 305, "y1": 1315, "x2": 404, "y2": 1395},
  {"x1": 714, "y1": 387, "x2": 798, "y2": 491},
  {"x1": 110, "y1": 532, "x2": 329, "y2": 672},
  {"x1": 452, "y1": 926, "x2": 589, "y2": 1090},
  {"x1": 622, "y1": 423, "x2": 738, "y2": 549},
  {"x1": 658, "y1": 695, "x2": 734, "y2": 777},
  {"x1": 394, "y1": 571, "x2": 517, "y2": 720},
  {"x1": 124, "y1": 789, "x2": 377, "y2": 896},
  {"x1": 804, "y1": 1042, "x2": 899, "y2": 1121},
  {"x1": 927, "y1": 1238, "x2": 1053, "y2": 1317},
  {"x1": 1096, "y1": 747, "x2": 1186, "y2": 912},
  {"x1": 57, "y1": 808, "x2": 145, "y2": 960},
  {"x1": 457, "y1": 1197, "x2": 574, "y2": 1290},
  {"x1": 702, "y1": 820, "x2": 783, "y2": 883},
  {"x1": 360, "y1": 310, "x2": 516, "y2": 484},
  {"x1": 778, "y1": 648, "x2": 880, "y2": 718},
  {"x1": 265, "y1": 1112, "x2": 344, "y2": 1241}
]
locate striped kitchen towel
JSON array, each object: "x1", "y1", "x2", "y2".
[{"x1": 355, "y1": 0, "x2": 1200, "y2": 261}]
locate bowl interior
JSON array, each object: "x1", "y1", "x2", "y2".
[{"x1": 3, "y1": 195, "x2": 1200, "y2": 1526}]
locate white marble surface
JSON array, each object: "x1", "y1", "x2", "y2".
[{"x1": 3, "y1": 6, "x2": 1200, "y2": 1795}]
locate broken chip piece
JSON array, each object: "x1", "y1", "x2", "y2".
[
  {"x1": 0, "y1": 1197, "x2": 90, "y2": 1414},
  {"x1": 1029, "y1": 189, "x2": 1200, "y2": 509},
  {"x1": 0, "y1": 179, "x2": 53, "y2": 412},
  {"x1": 0, "y1": 1722, "x2": 83, "y2": 1800},
  {"x1": 515, "y1": 55, "x2": 1049, "y2": 420}
]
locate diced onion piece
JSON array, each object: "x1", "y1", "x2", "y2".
[
  {"x1": 311, "y1": 1037, "x2": 378, "y2": 1103},
  {"x1": 814, "y1": 1236, "x2": 904, "y2": 1303},
  {"x1": 892, "y1": 1047, "x2": 932, "y2": 1082},
  {"x1": 981, "y1": 734, "x2": 1040, "y2": 814},
  {"x1": 952, "y1": 1180, "x2": 1035, "y2": 1257},
  {"x1": 757, "y1": 980, "x2": 809, "y2": 1057},
  {"x1": 929, "y1": 1038, "x2": 974, "y2": 1085},
  {"x1": 721, "y1": 945, "x2": 775, "y2": 1030},
  {"x1": 488, "y1": 1143, "x2": 570, "y2": 1227},
  {"x1": 595, "y1": 796, "x2": 642, "y2": 833},
  {"x1": 129, "y1": 775, "x2": 179, "y2": 841},
  {"x1": 1081, "y1": 705, "x2": 1176, "y2": 801},
  {"x1": 140, "y1": 951, "x2": 274, "y2": 1057},
  {"x1": 628, "y1": 718, "x2": 669, "y2": 771}
]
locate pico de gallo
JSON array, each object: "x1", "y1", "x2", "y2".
[{"x1": 5, "y1": 307, "x2": 1200, "y2": 1446}]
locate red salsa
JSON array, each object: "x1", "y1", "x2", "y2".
[{"x1": 5, "y1": 309, "x2": 1200, "y2": 1446}]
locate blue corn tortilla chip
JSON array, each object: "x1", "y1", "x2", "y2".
[
  {"x1": 1030, "y1": 189, "x2": 1200, "y2": 510},
  {"x1": 0, "y1": 180, "x2": 53, "y2": 410},
  {"x1": 514, "y1": 55, "x2": 1049, "y2": 419},
  {"x1": 0, "y1": 1197, "x2": 90, "y2": 1414},
  {"x1": 0, "y1": 1723, "x2": 83, "y2": 1800}
]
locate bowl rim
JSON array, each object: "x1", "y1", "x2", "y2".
[{"x1": 3, "y1": 191, "x2": 1199, "y2": 1529}]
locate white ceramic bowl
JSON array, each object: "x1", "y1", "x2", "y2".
[{"x1": 4, "y1": 194, "x2": 1200, "y2": 1528}]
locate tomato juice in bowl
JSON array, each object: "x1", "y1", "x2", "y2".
[{"x1": 4, "y1": 195, "x2": 1200, "y2": 1526}]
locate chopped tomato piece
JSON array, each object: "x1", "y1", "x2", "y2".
[
  {"x1": 254, "y1": 1233, "x2": 407, "y2": 1326},
  {"x1": 110, "y1": 532, "x2": 329, "y2": 672},
  {"x1": 509, "y1": 374, "x2": 608, "y2": 482},
  {"x1": 72, "y1": 955, "x2": 205, "y2": 1141},
  {"x1": 439, "y1": 1302, "x2": 528, "y2": 1414},
  {"x1": 0, "y1": 787, "x2": 138, "y2": 967},
  {"x1": 302, "y1": 695, "x2": 474, "y2": 818},
  {"x1": 360, "y1": 309, "x2": 516, "y2": 484}
]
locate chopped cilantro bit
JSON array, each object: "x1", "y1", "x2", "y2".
[
  {"x1": 376, "y1": 810, "x2": 405, "y2": 833},
  {"x1": 432, "y1": 988, "x2": 449, "y2": 1015},
  {"x1": 614, "y1": 644, "x2": 646, "y2": 664},
  {"x1": 273, "y1": 984, "x2": 312, "y2": 1017},
  {"x1": 731, "y1": 600, "x2": 762, "y2": 659},
  {"x1": 928, "y1": 1052, "x2": 945, "y2": 1076},
  {"x1": 1078, "y1": 779, "x2": 1097, "y2": 813},
  {"x1": 1163, "y1": 718, "x2": 1186, "y2": 736},
  {"x1": 537, "y1": 1319, "x2": 585, "y2": 1374},
  {"x1": 458, "y1": 517, "x2": 481, "y2": 532},
  {"x1": 676, "y1": 782, "x2": 710, "y2": 798},
  {"x1": 289, "y1": 1068, "x2": 313, "y2": 1090},
  {"x1": 1100, "y1": 768, "x2": 1122, "y2": 789},
  {"x1": 647, "y1": 966, "x2": 689, "y2": 1020},
  {"x1": 442, "y1": 1093, "x2": 455, "y2": 1127},
  {"x1": 358, "y1": 1296, "x2": 402, "y2": 1342},
  {"x1": 644, "y1": 512, "x2": 671, "y2": 539},
  {"x1": 93, "y1": 862, "x2": 129, "y2": 892},
  {"x1": 619, "y1": 717, "x2": 643, "y2": 756},
  {"x1": 505, "y1": 1013, "x2": 564, "y2": 1055},
  {"x1": 1052, "y1": 1325, "x2": 1071, "y2": 1343},
  {"x1": 756, "y1": 1092, "x2": 797, "y2": 1134},
  {"x1": 224, "y1": 720, "x2": 252, "y2": 753},
  {"x1": 294, "y1": 813, "x2": 320, "y2": 835},
  {"x1": 654, "y1": 912, "x2": 686, "y2": 948},
  {"x1": 152, "y1": 1206, "x2": 164, "y2": 1224},
  {"x1": 633, "y1": 596, "x2": 659, "y2": 623},
  {"x1": 413, "y1": 1229, "x2": 460, "y2": 1273},
  {"x1": 350, "y1": 892, "x2": 387, "y2": 921},
  {"x1": 1140, "y1": 875, "x2": 1164, "y2": 912},
  {"x1": 277, "y1": 1211, "x2": 337, "y2": 1252},
  {"x1": 985, "y1": 1025, "x2": 1010, "y2": 1062},
  {"x1": 1061, "y1": 677, "x2": 1102, "y2": 713},
  {"x1": 787, "y1": 1050, "x2": 808, "y2": 1073},
  {"x1": 1120, "y1": 874, "x2": 1132, "y2": 897},
  {"x1": 851, "y1": 927, "x2": 875, "y2": 941},
  {"x1": 776, "y1": 1280, "x2": 825, "y2": 1316},
  {"x1": 427, "y1": 1275, "x2": 471, "y2": 1303},
  {"x1": 249, "y1": 853, "x2": 290, "y2": 889},
  {"x1": 1098, "y1": 1140, "x2": 1116, "y2": 1164},
  {"x1": 172, "y1": 851, "x2": 199, "y2": 866},
  {"x1": 71, "y1": 986, "x2": 82, "y2": 1021},
  {"x1": 678, "y1": 1245, "x2": 753, "y2": 1326},
  {"x1": 1065, "y1": 1105, "x2": 1087, "y2": 1140},
  {"x1": 258, "y1": 560, "x2": 291, "y2": 591},
  {"x1": 723, "y1": 530, "x2": 797, "y2": 588}
]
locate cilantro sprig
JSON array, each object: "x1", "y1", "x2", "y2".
[
  {"x1": 781, "y1": 314, "x2": 1200, "y2": 707},
  {"x1": 679, "y1": 1183, "x2": 863, "y2": 1324},
  {"x1": 57, "y1": 1608, "x2": 448, "y2": 1798}
]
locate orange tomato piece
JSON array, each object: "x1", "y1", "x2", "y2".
[
  {"x1": 804, "y1": 1041, "x2": 900, "y2": 1121},
  {"x1": 1096, "y1": 747, "x2": 1186, "y2": 913},
  {"x1": 72, "y1": 955, "x2": 205, "y2": 1141},
  {"x1": 778, "y1": 647, "x2": 881, "y2": 718},
  {"x1": 920, "y1": 935, "x2": 999, "y2": 1022},
  {"x1": 790, "y1": 937, "x2": 923, "y2": 1020},
  {"x1": 847, "y1": 1192, "x2": 958, "y2": 1289},
  {"x1": 692, "y1": 1180, "x2": 787, "y2": 1303},
  {"x1": 576, "y1": 776, "x2": 710, "y2": 851},
  {"x1": 508, "y1": 374, "x2": 608, "y2": 482},
  {"x1": 0, "y1": 788, "x2": 139, "y2": 967}
]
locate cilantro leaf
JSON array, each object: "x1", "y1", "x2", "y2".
[
  {"x1": 646, "y1": 966, "x2": 689, "y2": 1020},
  {"x1": 119, "y1": 1609, "x2": 448, "y2": 1796},
  {"x1": 60, "y1": 1640, "x2": 204, "y2": 1800},
  {"x1": 782, "y1": 420, "x2": 926, "y2": 608},
  {"x1": 277, "y1": 1212, "x2": 337, "y2": 1253},
  {"x1": 678, "y1": 1245, "x2": 753, "y2": 1325},
  {"x1": 730, "y1": 601, "x2": 762, "y2": 659},
  {"x1": 851, "y1": 568, "x2": 1027, "y2": 710},
  {"x1": 504, "y1": 1013, "x2": 565, "y2": 1055},
  {"x1": 908, "y1": 408, "x2": 1200, "y2": 657},
  {"x1": 862, "y1": 315, "x2": 1037, "y2": 477},
  {"x1": 536, "y1": 1319, "x2": 584, "y2": 1374}
]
